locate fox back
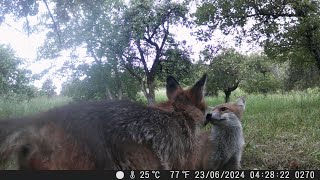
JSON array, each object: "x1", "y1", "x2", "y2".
[
  {"x1": 0, "y1": 74, "x2": 207, "y2": 170},
  {"x1": 199, "y1": 97, "x2": 246, "y2": 170}
]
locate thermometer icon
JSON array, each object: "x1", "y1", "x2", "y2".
[{"x1": 130, "y1": 171, "x2": 135, "y2": 179}]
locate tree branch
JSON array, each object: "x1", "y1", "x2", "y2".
[
  {"x1": 227, "y1": 80, "x2": 240, "y2": 92},
  {"x1": 25, "y1": 16, "x2": 30, "y2": 37},
  {"x1": 43, "y1": 0, "x2": 62, "y2": 45},
  {"x1": 246, "y1": 1, "x2": 299, "y2": 20},
  {"x1": 160, "y1": 21, "x2": 169, "y2": 52},
  {"x1": 245, "y1": 12, "x2": 298, "y2": 19},
  {"x1": 121, "y1": 56, "x2": 149, "y2": 96},
  {"x1": 119, "y1": 54, "x2": 142, "y2": 81},
  {"x1": 148, "y1": 8, "x2": 172, "y2": 40},
  {"x1": 87, "y1": 45, "x2": 102, "y2": 64},
  {"x1": 144, "y1": 36, "x2": 160, "y2": 51},
  {"x1": 145, "y1": 7, "x2": 176, "y2": 49},
  {"x1": 135, "y1": 39, "x2": 149, "y2": 74}
]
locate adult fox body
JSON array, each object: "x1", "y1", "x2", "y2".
[{"x1": 0, "y1": 74, "x2": 207, "y2": 170}]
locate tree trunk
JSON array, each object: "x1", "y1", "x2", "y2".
[
  {"x1": 223, "y1": 81, "x2": 240, "y2": 103},
  {"x1": 146, "y1": 94, "x2": 155, "y2": 105},
  {"x1": 311, "y1": 47, "x2": 320, "y2": 71},
  {"x1": 294, "y1": 6, "x2": 320, "y2": 72},
  {"x1": 117, "y1": 87, "x2": 123, "y2": 100},
  {"x1": 105, "y1": 87, "x2": 113, "y2": 101},
  {"x1": 138, "y1": 76, "x2": 156, "y2": 105},
  {"x1": 114, "y1": 64, "x2": 123, "y2": 100},
  {"x1": 305, "y1": 30, "x2": 320, "y2": 71},
  {"x1": 146, "y1": 79, "x2": 156, "y2": 105},
  {"x1": 223, "y1": 90, "x2": 231, "y2": 103}
]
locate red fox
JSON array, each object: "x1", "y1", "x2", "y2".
[
  {"x1": 198, "y1": 97, "x2": 246, "y2": 170},
  {"x1": 0, "y1": 74, "x2": 207, "y2": 170}
]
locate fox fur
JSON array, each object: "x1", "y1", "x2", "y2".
[
  {"x1": 198, "y1": 97, "x2": 246, "y2": 170},
  {"x1": 0, "y1": 74, "x2": 207, "y2": 170}
]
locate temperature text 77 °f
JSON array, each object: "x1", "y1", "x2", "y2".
[{"x1": 170, "y1": 171, "x2": 190, "y2": 179}]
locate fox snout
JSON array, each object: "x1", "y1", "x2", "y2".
[
  {"x1": 208, "y1": 111, "x2": 222, "y2": 121},
  {"x1": 204, "y1": 111, "x2": 222, "y2": 126},
  {"x1": 203, "y1": 113, "x2": 211, "y2": 127},
  {"x1": 206, "y1": 113, "x2": 212, "y2": 119}
]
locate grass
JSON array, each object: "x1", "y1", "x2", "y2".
[
  {"x1": 0, "y1": 96, "x2": 72, "y2": 119},
  {"x1": 152, "y1": 88, "x2": 320, "y2": 169},
  {"x1": 238, "y1": 92, "x2": 320, "y2": 170},
  {"x1": 1, "y1": 90, "x2": 320, "y2": 170}
]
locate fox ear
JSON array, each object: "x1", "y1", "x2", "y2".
[
  {"x1": 190, "y1": 74, "x2": 207, "y2": 105},
  {"x1": 166, "y1": 76, "x2": 182, "y2": 100},
  {"x1": 235, "y1": 96, "x2": 246, "y2": 112}
]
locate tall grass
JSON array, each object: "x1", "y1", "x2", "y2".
[
  {"x1": 238, "y1": 92, "x2": 320, "y2": 170},
  {"x1": 0, "y1": 96, "x2": 72, "y2": 119}
]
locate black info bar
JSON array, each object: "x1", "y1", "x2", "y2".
[{"x1": 0, "y1": 170, "x2": 318, "y2": 180}]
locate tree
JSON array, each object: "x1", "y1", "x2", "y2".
[
  {"x1": 0, "y1": 0, "x2": 39, "y2": 21},
  {"x1": 195, "y1": 0, "x2": 320, "y2": 72},
  {"x1": 241, "y1": 53, "x2": 282, "y2": 94},
  {"x1": 0, "y1": 44, "x2": 34, "y2": 97},
  {"x1": 284, "y1": 60, "x2": 320, "y2": 91},
  {"x1": 204, "y1": 48, "x2": 244, "y2": 102},
  {"x1": 41, "y1": 78, "x2": 56, "y2": 98},
  {"x1": 107, "y1": 0, "x2": 189, "y2": 104},
  {"x1": 34, "y1": 0, "x2": 189, "y2": 105},
  {"x1": 60, "y1": 62, "x2": 140, "y2": 102},
  {"x1": 0, "y1": 0, "x2": 58, "y2": 36},
  {"x1": 156, "y1": 48, "x2": 196, "y2": 87}
]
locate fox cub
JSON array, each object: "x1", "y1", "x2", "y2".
[{"x1": 199, "y1": 97, "x2": 246, "y2": 170}]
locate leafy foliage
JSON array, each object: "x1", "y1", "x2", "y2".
[
  {"x1": 195, "y1": 0, "x2": 320, "y2": 70},
  {"x1": 284, "y1": 61, "x2": 320, "y2": 91},
  {"x1": 0, "y1": 0, "x2": 39, "y2": 23},
  {"x1": 35, "y1": 0, "x2": 190, "y2": 104},
  {"x1": 205, "y1": 48, "x2": 244, "y2": 102},
  {"x1": 0, "y1": 44, "x2": 35, "y2": 99},
  {"x1": 3, "y1": 0, "x2": 320, "y2": 101},
  {"x1": 40, "y1": 78, "x2": 56, "y2": 98},
  {"x1": 60, "y1": 62, "x2": 140, "y2": 101},
  {"x1": 241, "y1": 54, "x2": 282, "y2": 94},
  {"x1": 156, "y1": 48, "x2": 195, "y2": 87},
  {"x1": 113, "y1": 0, "x2": 189, "y2": 104}
]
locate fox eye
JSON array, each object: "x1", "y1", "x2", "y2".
[{"x1": 220, "y1": 107, "x2": 228, "y2": 111}]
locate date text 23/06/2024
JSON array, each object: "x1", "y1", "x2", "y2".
[{"x1": 115, "y1": 170, "x2": 317, "y2": 179}]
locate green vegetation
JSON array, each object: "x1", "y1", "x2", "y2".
[
  {"x1": 3, "y1": 1, "x2": 320, "y2": 105},
  {"x1": 1, "y1": 88, "x2": 320, "y2": 169},
  {"x1": 240, "y1": 91, "x2": 320, "y2": 169},
  {"x1": 140, "y1": 88, "x2": 320, "y2": 169},
  {"x1": 204, "y1": 49, "x2": 244, "y2": 102},
  {"x1": 0, "y1": 96, "x2": 72, "y2": 119},
  {"x1": 195, "y1": 0, "x2": 320, "y2": 70},
  {"x1": 0, "y1": 45, "x2": 34, "y2": 98}
]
